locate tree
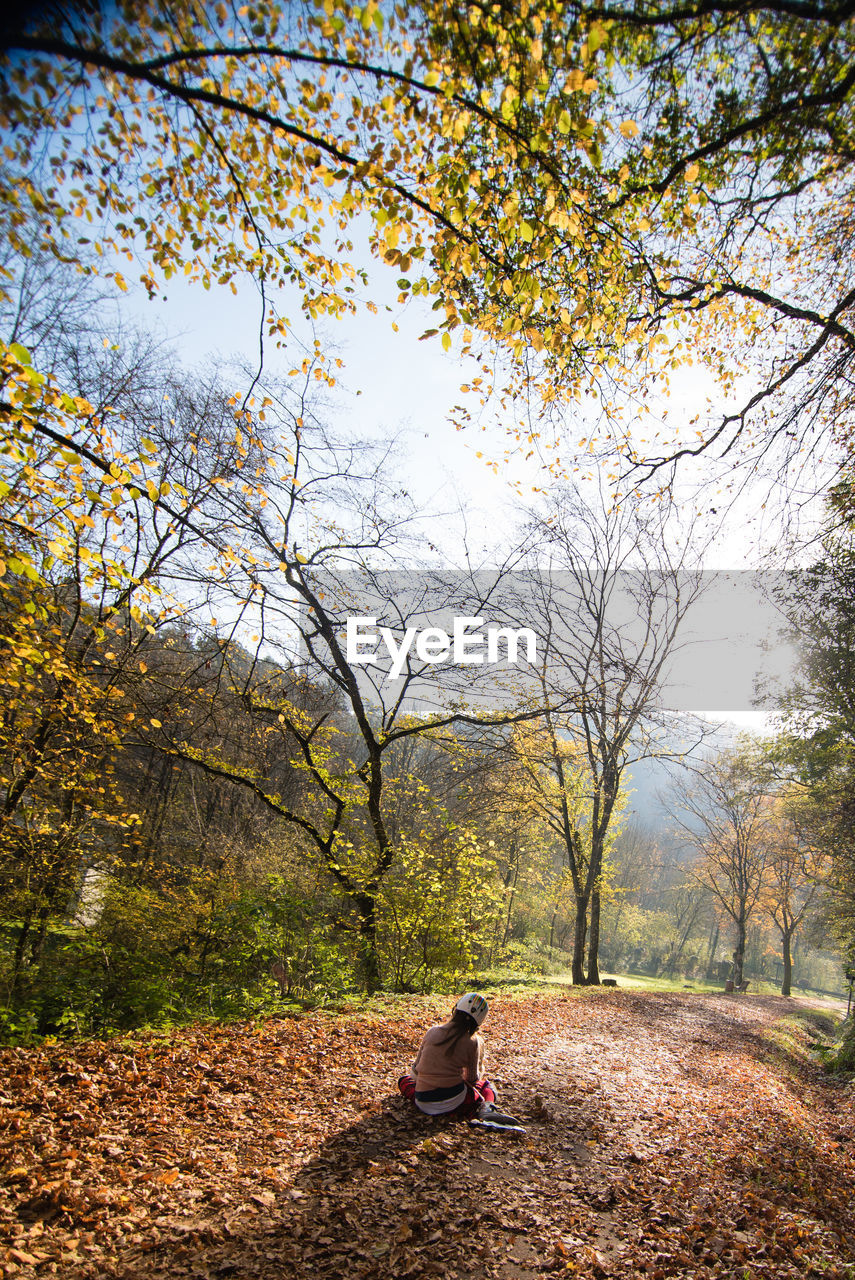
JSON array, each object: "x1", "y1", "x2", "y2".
[
  {"x1": 772, "y1": 527, "x2": 855, "y2": 918},
  {"x1": 522, "y1": 483, "x2": 704, "y2": 984},
  {"x1": 0, "y1": 219, "x2": 554, "y2": 1009},
  {"x1": 0, "y1": 256, "x2": 261, "y2": 996},
  {"x1": 10, "y1": 0, "x2": 855, "y2": 1023},
  {"x1": 769, "y1": 518, "x2": 855, "y2": 1043},
  {"x1": 427, "y1": 722, "x2": 561, "y2": 966},
  {"x1": 0, "y1": 0, "x2": 640, "y2": 416},
  {"x1": 558, "y1": 2, "x2": 855, "y2": 498},
  {"x1": 659, "y1": 874, "x2": 709, "y2": 978},
  {"x1": 762, "y1": 801, "x2": 825, "y2": 996},
  {"x1": 105, "y1": 366, "x2": 553, "y2": 990},
  {"x1": 501, "y1": 717, "x2": 600, "y2": 970},
  {"x1": 673, "y1": 744, "x2": 773, "y2": 988}
]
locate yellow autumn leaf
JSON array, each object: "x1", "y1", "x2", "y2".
[
  {"x1": 619, "y1": 120, "x2": 639, "y2": 139},
  {"x1": 452, "y1": 112, "x2": 470, "y2": 141}
]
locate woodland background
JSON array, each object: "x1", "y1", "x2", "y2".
[{"x1": 0, "y1": 0, "x2": 853, "y2": 1072}]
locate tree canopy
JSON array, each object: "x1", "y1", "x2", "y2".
[{"x1": 5, "y1": 0, "x2": 855, "y2": 500}]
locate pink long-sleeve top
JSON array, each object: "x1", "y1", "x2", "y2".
[{"x1": 411, "y1": 1023, "x2": 484, "y2": 1091}]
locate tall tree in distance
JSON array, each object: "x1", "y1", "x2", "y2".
[
  {"x1": 762, "y1": 799, "x2": 825, "y2": 997},
  {"x1": 523, "y1": 483, "x2": 704, "y2": 984},
  {"x1": 771, "y1": 509, "x2": 855, "y2": 1046},
  {"x1": 673, "y1": 744, "x2": 774, "y2": 989}
]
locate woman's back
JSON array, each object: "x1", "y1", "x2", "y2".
[{"x1": 413, "y1": 1022, "x2": 481, "y2": 1091}]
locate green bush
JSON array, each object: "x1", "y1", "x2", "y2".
[
  {"x1": 376, "y1": 838, "x2": 503, "y2": 993},
  {"x1": 0, "y1": 872, "x2": 359, "y2": 1042}
]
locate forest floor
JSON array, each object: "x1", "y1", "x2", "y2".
[{"x1": 1, "y1": 990, "x2": 854, "y2": 1280}]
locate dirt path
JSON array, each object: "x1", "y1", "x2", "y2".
[{"x1": 1, "y1": 992, "x2": 853, "y2": 1279}]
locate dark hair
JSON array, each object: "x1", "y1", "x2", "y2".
[{"x1": 436, "y1": 1008, "x2": 478, "y2": 1056}]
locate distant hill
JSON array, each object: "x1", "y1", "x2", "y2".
[{"x1": 621, "y1": 715, "x2": 753, "y2": 858}]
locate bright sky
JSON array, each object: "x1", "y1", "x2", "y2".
[
  {"x1": 126, "y1": 235, "x2": 810, "y2": 733},
  {"x1": 138, "y1": 267, "x2": 813, "y2": 554},
  {"x1": 136, "y1": 268, "x2": 535, "y2": 547}
]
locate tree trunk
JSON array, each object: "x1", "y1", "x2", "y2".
[
  {"x1": 733, "y1": 918, "x2": 746, "y2": 987},
  {"x1": 587, "y1": 889, "x2": 601, "y2": 984},
  {"x1": 29, "y1": 903, "x2": 52, "y2": 965},
  {"x1": 705, "y1": 917, "x2": 720, "y2": 979},
  {"x1": 781, "y1": 930, "x2": 793, "y2": 996},
  {"x1": 11, "y1": 914, "x2": 33, "y2": 994},
  {"x1": 355, "y1": 892, "x2": 382, "y2": 992},
  {"x1": 585, "y1": 791, "x2": 613, "y2": 986},
  {"x1": 572, "y1": 893, "x2": 589, "y2": 985},
  {"x1": 501, "y1": 849, "x2": 519, "y2": 947}
]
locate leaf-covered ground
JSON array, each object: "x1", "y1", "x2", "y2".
[{"x1": 1, "y1": 991, "x2": 854, "y2": 1279}]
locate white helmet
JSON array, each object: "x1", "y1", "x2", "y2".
[{"x1": 455, "y1": 992, "x2": 488, "y2": 1026}]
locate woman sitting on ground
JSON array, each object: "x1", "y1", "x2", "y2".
[{"x1": 398, "y1": 992, "x2": 523, "y2": 1130}]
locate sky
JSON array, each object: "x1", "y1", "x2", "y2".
[
  {"x1": 127, "y1": 249, "x2": 802, "y2": 732},
  {"x1": 133, "y1": 266, "x2": 536, "y2": 546},
  {"x1": 136, "y1": 253, "x2": 807, "y2": 560}
]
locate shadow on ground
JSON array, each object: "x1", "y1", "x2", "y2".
[{"x1": 110, "y1": 1089, "x2": 590, "y2": 1280}]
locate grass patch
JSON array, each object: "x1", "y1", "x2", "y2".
[
  {"x1": 757, "y1": 1006, "x2": 846, "y2": 1079},
  {"x1": 580, "y1": 972, "x2": 729, "y2": 994}
]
